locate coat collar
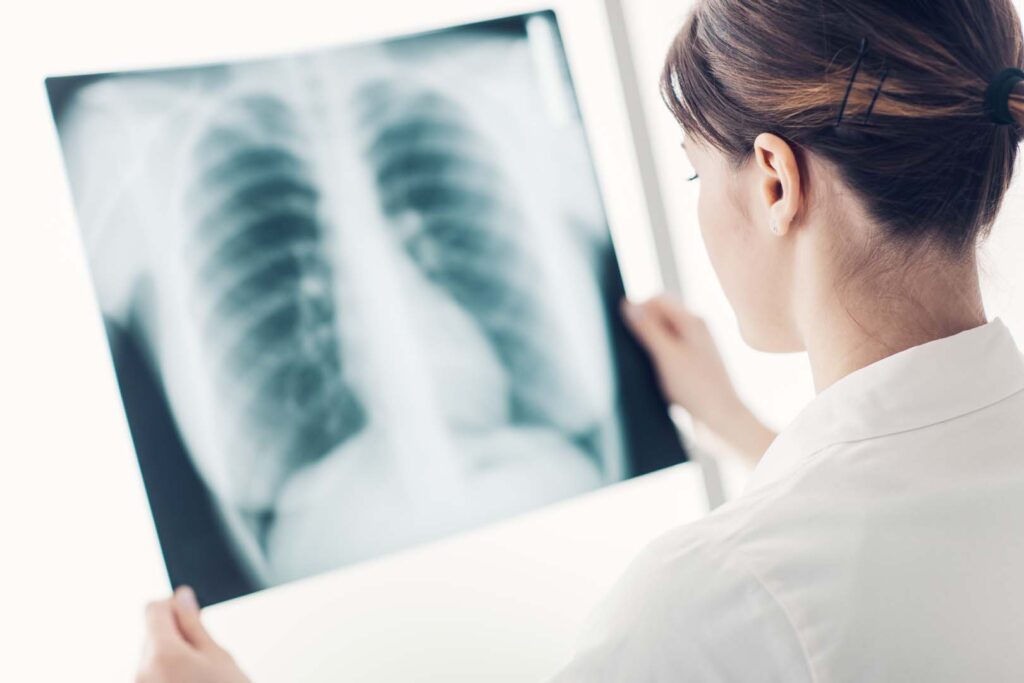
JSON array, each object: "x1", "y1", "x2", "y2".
[{"x1": 744, "y1": 319, "x2": 1024, "y2": 494}]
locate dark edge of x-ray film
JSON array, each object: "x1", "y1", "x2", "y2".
[
  {"x1": 597, "y1": 247, "x2": 685, "y2": 479},
  {"x1": 107, "y1": 316, "x2": 256, "y2": 605},
  {"x1": 46, "y1": 9, "x2": 687, "y2": 606}
]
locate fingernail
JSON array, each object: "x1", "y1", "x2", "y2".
[{"x1": 176, "y1": 585, "x2": 199, "y2": 613}]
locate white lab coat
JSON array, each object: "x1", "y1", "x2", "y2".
[{"x1": 552, "y1": 319, "x2": 1024, "y2": 682}]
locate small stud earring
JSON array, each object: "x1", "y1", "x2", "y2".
[{"x1": 770, "y1": 219, "x2": 779, "y2": 234}]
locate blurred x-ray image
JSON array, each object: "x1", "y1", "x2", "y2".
[{"x1": 46, "y1": 11, "x2": 687, "y2": 605}]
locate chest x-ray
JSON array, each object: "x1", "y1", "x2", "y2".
[{"x1": 47, "y1": 11, "x2": 686, "y2": 605}]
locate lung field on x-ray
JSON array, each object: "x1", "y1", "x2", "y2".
[
  {"x1": 359, "y1": 82, "x2": 600, "y2": 442},
  {"x1": 185, "y1": 93, "x2": 367, "y2": 518}
]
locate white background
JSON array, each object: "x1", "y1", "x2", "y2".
[{"x1": 3, "y1": 1, "x2": 1024, "y2": 681}]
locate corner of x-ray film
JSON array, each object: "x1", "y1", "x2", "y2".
[{"x1": 48, "y1": 11, "x2": 685, "y2": 601}]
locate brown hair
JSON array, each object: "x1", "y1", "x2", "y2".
[{"x1": 661, "y1": 0, "x2": 1024, "y2": 253}]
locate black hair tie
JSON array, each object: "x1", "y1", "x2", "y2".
[{"x1": 984, "y1": 67, "x2": 1024, "y2": 125}]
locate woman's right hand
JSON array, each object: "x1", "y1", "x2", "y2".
[{"x1": 622, "y1": 295, "x2": 775, "y2": 463}]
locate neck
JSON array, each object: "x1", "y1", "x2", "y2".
[{"x1": 800, "y1": 249, "x2": 987, "y2": 393}]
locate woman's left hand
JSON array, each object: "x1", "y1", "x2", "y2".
[
  {"x1": 622, "y1": 295, "x2": 776, "y2": 463},
  {"x1": 136, "y1": 586, "x2": 251, "y2": 683}
]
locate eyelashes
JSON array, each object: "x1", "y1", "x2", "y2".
[{"x1": 680, "y1": 141, "x2": 698, "y2": 182}]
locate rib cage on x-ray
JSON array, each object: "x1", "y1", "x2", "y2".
[
  {"x1": 185, "y1": 93, "x2": 367, "y2": 517},
  {"x1": 176, "y1": 71, "x2": 608, "y2": 530},
  {"x1": 358, "y1": 82, "x2": 597, "y2": 437}
]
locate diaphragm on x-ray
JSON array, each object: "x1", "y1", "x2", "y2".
[{"x1": 47, "y1": 11, "x2": 686, "y2": 605}]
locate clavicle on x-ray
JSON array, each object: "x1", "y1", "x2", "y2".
[{"x1": 47, "y1": 11, "x2": 687, "y2": 605}]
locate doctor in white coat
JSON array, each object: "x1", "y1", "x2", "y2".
[{"x1": 136, "y1": 0, "x2": 1024, "y2": 680}]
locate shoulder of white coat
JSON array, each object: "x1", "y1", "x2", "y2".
[{"x1": 550, "y1": 502, "x2": 816, "y2": 683}]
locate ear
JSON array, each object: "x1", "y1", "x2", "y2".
[{"x1": 752, "y1": 133, "x2": 802, "y2": 236}]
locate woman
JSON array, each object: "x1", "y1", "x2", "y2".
[{"x1": 136, "y1": 0, "x2": 1024, "y2": 680}]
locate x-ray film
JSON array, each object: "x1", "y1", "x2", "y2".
[{"x1": 46, "y1": 10, "x2": 687, "y2": 605}]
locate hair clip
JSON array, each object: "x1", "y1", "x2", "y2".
[
  {"x1": 863, "y1": 59, "x2": 890, "y2": 124},
  {"x1": 836, "y1": 37, "x2": 869, "y2": 126}
]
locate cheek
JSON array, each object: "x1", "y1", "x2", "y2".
[
  {"x1": 696, "y1": 182, "x2": 792, "y2": 348},
  {"x1": 696, "y1": 183, "x2": 747, "y2": 297}
]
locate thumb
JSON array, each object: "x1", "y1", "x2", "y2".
[
  {"x1": 621, "y1": 299, "x2": 678, "y2": 355},
  {"x1": 172, "y1": 586, "x2": 218, "y2": 651}
]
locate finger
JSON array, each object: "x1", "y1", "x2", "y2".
[
  {"x1": 145, "y1": 598, "x2": 185, "y2": 646},
  {"x1": 621, "y1": 299, "x2": 678, "y2": 354},
  {"x1": 172, "y1": 586, "x2": 218, "y2": 651},
  {"x1": 644, "y1": 295, "x2": 704, "y2": 335}
]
